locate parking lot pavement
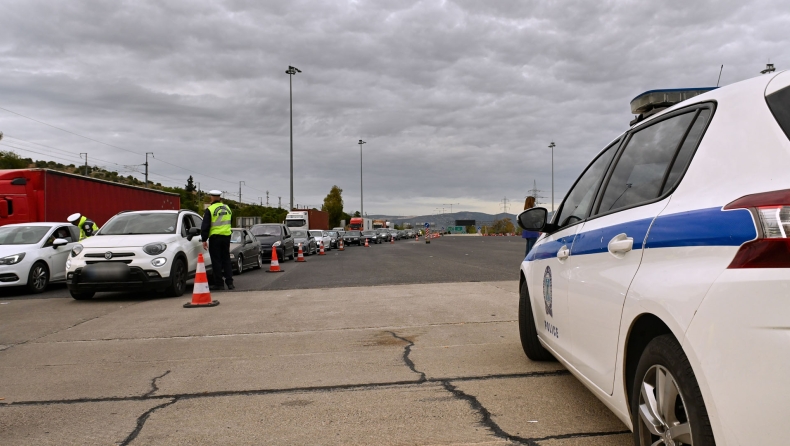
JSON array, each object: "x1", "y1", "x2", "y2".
[{"x1": 0, "y1": 278, "x2": 630, "y2": 445}]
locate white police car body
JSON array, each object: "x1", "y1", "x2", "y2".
[
  {"x1": 518, "y1": 72, "x2": 790, "y2": 445},
  {"x1": 66, "y1": 210, "x2": 210, "y2": 300}
]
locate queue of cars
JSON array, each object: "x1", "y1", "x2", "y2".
[
  {"x1": 0, "y1": 213, "x2": 414, "y2": 298},
  {"x1": 517, "y1": 72, "x2": 790, "y2": 445}
]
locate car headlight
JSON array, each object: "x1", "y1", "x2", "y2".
[
  {"x1": 66, "y1": 258, "x2": 71, "y2": 270},
  {"x1": 0, "y1": 253, "x2": 25, "y2": 265},
  {"x1": 143, "y1": 242, "x2": 167, "y2": 256},
  {"x1": 71, "y1": 244, "x2": 83, "y2": 257},
  {"x1": 229, "y1": 253, "x2": 235, "y2": 259},
  {"x1": 273, "y1": 241, "x2": 281, "y2": 247},
  {"x1": 151, "y1": 257, "x2": 167, "y2": 267}
]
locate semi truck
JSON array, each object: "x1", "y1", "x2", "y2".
[
  {"x1": 285, "y1": 209, "x2": 329, "y2": 231},
  {"x1": 0, "y1": 169, "x2": 180, "y2": 226},
  {"x1": 372, "y1": 219, "x2": 386, "y2": 229},
  {"x1": 349, "y1": 217, "x2": 372, "y2": 231}
]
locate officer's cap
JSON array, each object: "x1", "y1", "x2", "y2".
[
  {"x1": 67, "y1": 213, "x2": 81, "y2": 223},
  {"x1": 209, "y1": 190, "x2": 222, "y2": 196}
]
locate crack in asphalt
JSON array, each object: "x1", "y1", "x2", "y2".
[
  {"x1": 30, "y1": 319, "x2": 517, "y2": 344},
  {"x1": 387, "y1": 331, "x2": 426, "y2": 383},
  {"x1": 143, "y1": 370, "x2": 171, "y2": 398},
  {"x1": 119, "y1": 397, "x2": 178, "y2": 446}
]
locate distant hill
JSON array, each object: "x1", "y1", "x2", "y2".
[{"x1": 367, "y1": 211, "x2": 519, "y2": 228}]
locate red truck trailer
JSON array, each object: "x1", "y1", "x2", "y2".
[{"x1": 0, "y1": 169, "x2": 181, "y2": 226}]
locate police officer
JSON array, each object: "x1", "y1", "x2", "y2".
[
  {"x1": 67, "y1": 213, "x2": 99, "y2": 240},
  {"x1": 200, "y1": 190, "x2": 234, "y2": 290}
]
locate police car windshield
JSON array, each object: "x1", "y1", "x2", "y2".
[
  {"x1": 100, "y1": 213, "x2": 177, "y2": 235},
  {"x1": 0, "y1": 226, "x2": 50, "y2": 245},
  {"x1": 251, "y1": 225, "x2": 281, "y2": 236}
]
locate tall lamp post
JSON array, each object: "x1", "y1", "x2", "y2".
[
  {"x1": 549, "y1": 142, "x2": 555, "y2": 212},
  {"x1": 358, "y1": 139, "x2": 366, "y2": 216},
  {"x1": 286, "y1": 65, "x2": 301, "y2": 211}
]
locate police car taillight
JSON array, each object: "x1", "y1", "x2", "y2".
[{"x1": 724, "y1": 189, "x2": 790, "y2": 268}]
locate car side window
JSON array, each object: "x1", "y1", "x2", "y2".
[
  {"x1": 245, "y1": 230, "x2": 253, "y2": 243},
  {"x1": 660, "y1": 109, "x2": 711, "y2": 194},
  {"x1": 181, "y1": 215, "x2": 193, "y2": 237},
  {"x1": 596, "y1": 112, "x2": 696, "y2": 214},
  {"x1": 44, "y1": 226, "x2": 74, "y2": 246},
  {"x1": 283, "y1": 226, "x2": 290, "y2": 238},
  {"x1": 554, "y1": 142, "x2": 619, "y2": 229}
]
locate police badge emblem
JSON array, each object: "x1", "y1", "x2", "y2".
[{"x1": 543, "y1": 266, "x2": 553, "y2": 317}]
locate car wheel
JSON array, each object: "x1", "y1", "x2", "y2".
[
  {"x1": 27, "y1": 261, "x2": 49, "y2": 294},
  {"x1": 165, "y1": 258, "x2": 187, "y2": 297},
  {"x1": 288, "y1": 247, "x2": 295, "y2": 260},
  {"x1": 518, "y1": 279, "x2": 555, "y2": 361},
  {"x1": 235, "y1": 255, "x2": 244, "y2": 275},
  {"x1": 631, "y1": 334, "x2": 714, "y2": 446},
  {"x1": 70, "y1": 290, "x2": 95, "y2": 300},
  {"x1": 254, "y1": 252, "x2": 263, "y2": 269}
]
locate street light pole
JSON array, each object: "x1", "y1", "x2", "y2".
[
  {"x1": 286, "y1": 65, "x2": 301, "y2": 211},
  {"x1": 359, "y1": 139, "x2": 366, "y2": 216},
  {"x1": 549, "y1": 142, "x2": 556, "y2": 212}
]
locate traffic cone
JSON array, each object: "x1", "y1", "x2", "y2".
[
  {"x1": 339, "y1": 239, "x2": 345, "y2": 251},
  {"x1": 365, "y1": 238, "x2": 369, "y2": 247},
  {"x1": 266, "y1": 246, "x2": 284, "y2": 273},
  {"x1": 296, "y1": 243, "x2": 306, "y2": 262},
  {"x1": 184, "y1": 254, "x2": 219, "y2": 308},
  {"x1": 415, "y1": 235, "x2": 418, "y2": 241},
  {"x1": 391, "y1": 235, "x2": 395, "y2": 244},
  {"x1": 319, "y1": 240, "x2": 326, "y2": 255}
]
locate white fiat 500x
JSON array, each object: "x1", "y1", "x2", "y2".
[
  {"x1": 66, "y1": 210, "x2": 210, "y2": 300},
  {"x1": 518, "y1": 72, "x2": 790, "y2": 446}
]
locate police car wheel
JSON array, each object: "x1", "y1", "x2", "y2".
[
  {"x1": 165, "y1": 259, "x2": 187, "y2": 297},
  {"x1": 27, "y1": 261, "x2": 49, "y2": 294},
  {"x1": 631, "y1": 334, "x2": 714, "y2": 446},
  {"x1": 254, "y1": 253, "x2": 263, "y2": 269},
  {"x1": 235, "y1": 255, "x2": 244, "y2": 275},
  {"x1": 70, "y1": 290, "x2": 95, "y2": 300},
  {"x1": 518, "y1": 280, "x2": 555, "y2": 361}
]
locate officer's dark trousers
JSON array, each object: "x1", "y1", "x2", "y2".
[{"x1": 208, "y1": 234, "x2": 234, "y2": 286}]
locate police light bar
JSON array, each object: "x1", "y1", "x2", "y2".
[{"x1": 630, "y1": 88, "x2": 717, "y2": 114}]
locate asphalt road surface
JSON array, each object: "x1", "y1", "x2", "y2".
[{"x1": 0, "y1": 236, "x2": 631, "y2": 445}]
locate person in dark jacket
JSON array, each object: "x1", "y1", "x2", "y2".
[
  {"x1": 200, "y1": 190, "x2": 234, "y2": 290},
  {"x1": 522, "y1": 196, "x2": 540, "y2": 256}
]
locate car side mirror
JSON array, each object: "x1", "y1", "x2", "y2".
[
  {"x1": 52, "y1": 238, "x2": 69, "y2": 248},
  {"x1": 517, "y1": 207, "x2": 551, "y2": 232},
  {"x1": 187, "y1": 227, "x2": 200, "y2": 241}
]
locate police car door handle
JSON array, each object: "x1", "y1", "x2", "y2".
[
  {"x1": 557, "y1": 245, "x2": 570, "y2": 260},
  {"x1": 608, "y1": 233, "x2": 633, "y2": 256}
]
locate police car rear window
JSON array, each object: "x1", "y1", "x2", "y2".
[{"x1": 767, "y1": 86, "x2": 790, "y2": 141}]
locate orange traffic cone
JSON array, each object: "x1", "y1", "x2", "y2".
[
  {"x1": 415, "y1": 235, "x2": 418, "y2": 241},
  {"x1": 184, "y1": 253, "x2": 219, "y2": 308},
  {"x1": 339, "y1": 239, "x2": 345, "y2": 251},
  {"x1": 391, "y1": 235, "x2": 395, "y2": 244},
  {"x1": 266, "y1": 246, "x2": 284, "y2": 273},
  {"x1": 296, "y1": 243, "x2": 306, "y2": 262},
  {"x1": 319, "y1": 241, "x2": 326, "y2": 255},
  {"x1": 365, "y1": 238, "x2": 370, "y2": 247}
]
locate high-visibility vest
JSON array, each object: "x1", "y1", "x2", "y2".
[
  {"x1": 208, "y1": 202, "x2": 232, "y2": 236},
  {"x1": 78, "y1": 216, "x2": 99, "y2": 240}
]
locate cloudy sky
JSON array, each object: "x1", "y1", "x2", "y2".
[{"x1": 0, "y1": 0, "x2": 786, "y2": 216}]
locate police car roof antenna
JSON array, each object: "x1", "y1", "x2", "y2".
[{"x1": 717, "y1": 65, "x2": 724, "y2": 87}]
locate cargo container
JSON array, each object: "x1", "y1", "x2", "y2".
[
  {"x1": 284, "y1": 209, "x2": 329, "y2": 231},
  {"x1": 0, "y1": 169, "x2": 181, "y2": 226}
]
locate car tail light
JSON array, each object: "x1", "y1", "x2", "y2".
[{"x1": 725, "y1": 189, "x2": 790, "y2": 268}]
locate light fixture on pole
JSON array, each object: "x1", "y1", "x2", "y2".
[
  {"x1": 286, "y1": 65, "x2": 301, "y2": 211},
  {"x1": 358, "y1": 139, "x2": 366, "y2": 216},
  {"x1": 548, "y1": 142, "x2": 555, "y2": 212}
]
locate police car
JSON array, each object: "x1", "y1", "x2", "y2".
[
  {"x1": 517, "y1": 72, "x2": 790, "y2": 445},
  {"x1": 66, "y1": 210, "x2": 210, "y2": 299}
]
